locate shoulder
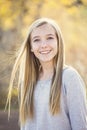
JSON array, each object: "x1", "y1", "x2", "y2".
[
  {"x1": 62, "y1": 65, "x2": 86, "y2": 94},
  {"x1": 62, "y1": 65, "x2": 80, "y2": 81}
]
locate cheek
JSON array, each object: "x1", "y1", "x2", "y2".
[
  {"x1": 31, "y1": 44, "x2": 38, "y2": 52},
  {"x1": 54, "y1": 42, "x2": 58, "y2": 54},
  {"x1": 53, "y1": 41, "x2": 58, "y2": 50}
]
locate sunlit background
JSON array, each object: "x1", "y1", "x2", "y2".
[{"x1": 0, "y1": 0, "x2": 87, "y2": 110}]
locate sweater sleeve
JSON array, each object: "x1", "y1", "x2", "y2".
[{"x1": 64, "y1": 67, "x2": 87, "y2": 130}]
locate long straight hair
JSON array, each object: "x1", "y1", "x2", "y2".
[{"x1": 6, "y1": 18, "x2": 64, "y2": 125}]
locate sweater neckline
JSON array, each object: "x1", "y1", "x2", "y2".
[{"x1": 37, "y1": 66, "x2": 69, "y2": 84}]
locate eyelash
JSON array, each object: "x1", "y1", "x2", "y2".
[
  {"x1": 33, "y1": 37, "x2": 54, "y2": 42},
  {"x1": 47, "y1": 37, "x2": 54, "y2": 40},
  {"x1": 33, "y1": 39, "x2": 40, "y2": 42}
]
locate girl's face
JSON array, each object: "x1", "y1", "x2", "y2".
[{"x1": 30, "y1": 24, "x2": 58, "y2": 63}]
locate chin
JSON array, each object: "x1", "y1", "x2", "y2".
[{"x1": 39, "y1": 58, "x2": 54, "y2": 63}]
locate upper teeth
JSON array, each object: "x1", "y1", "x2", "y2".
[{"x1": 40, "y1": 50, "x2": 51, "y2": 54}]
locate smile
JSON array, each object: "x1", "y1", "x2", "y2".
[{"x1": 39, "y1": 50, "x2": 52, "y2": 54}]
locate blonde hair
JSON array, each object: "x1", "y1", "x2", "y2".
[{"x1": 6, "y1": 18, "x2": 64, "y2": 125}]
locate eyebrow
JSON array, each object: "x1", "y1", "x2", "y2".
[
  {"x1": 46, "y1": 34, "x2": 55, "y2": 36},
  {"x1": 31, "y1": 34, "x2": 55, "y2": 40},
  {"x1": 32, "y1": 36, "x2": 40, "y2": 40}
]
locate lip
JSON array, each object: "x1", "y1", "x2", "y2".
[{"x1": 39, "y1": 50, "x2": 52, "y2": 54}]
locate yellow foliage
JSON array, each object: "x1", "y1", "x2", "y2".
[
  {"x1": 23, "y1": 15, "x2": 33, "y2": 26},
  {"x1": 82, "y1": 0, "x2": 87, "y2": 4},
  {"x1": 0, "y1": 1, "x2": 12, "y2": 17},
  {"x1": 60, "y1": 0, "x2": 74, "y2": 5},
  {"x1": 4, "y1": 18, "x2": 14, "y2": 29},
  {"x1": 67, "y1": 6, "x2": 79, "y2": 15},
  {"x1": 47, "y1": 1, "x2": 59, "y2": 8},
  {"x1": 32, "y1": 0, "x2": 41, "y2": 4}
]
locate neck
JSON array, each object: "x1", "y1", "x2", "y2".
[{"x1": 39, "y1": 61, "x2": 54, "y2": 80}]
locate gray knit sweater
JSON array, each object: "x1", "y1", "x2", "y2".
[{"x1": 21, "y1": 66, "x2": 87, "y2": 130}]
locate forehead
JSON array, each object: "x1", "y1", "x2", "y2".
[{"x1": 31, "y1": 24, "x2": 56, "y2": 37}]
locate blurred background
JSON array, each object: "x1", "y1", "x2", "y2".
[{"x1": 0, "y1": 0, "x2": 87, "y2": 129}]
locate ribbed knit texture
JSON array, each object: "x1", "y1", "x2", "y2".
[{"x1": 21, "y1": 66, "x2": 87, "y2": 130}]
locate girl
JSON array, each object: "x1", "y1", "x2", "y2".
[{"x1": 7, "y1": 18, "x2": 87, "y2": 130}]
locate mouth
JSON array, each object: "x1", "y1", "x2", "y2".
[{"x1": 39, "y1": 50, "x2": 52, "y2": 54}]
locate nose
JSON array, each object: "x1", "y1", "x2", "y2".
[{"x1": 41, "y1": 40, "x2": 47, "y2": 48}]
